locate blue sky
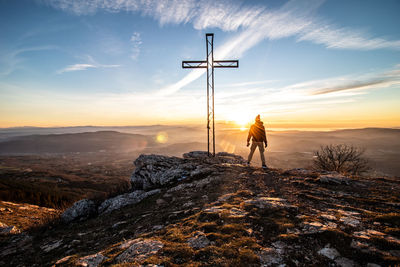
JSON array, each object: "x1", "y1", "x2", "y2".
[{"x1": 0, "y1": 0, "x2": 399, "y2": 128}]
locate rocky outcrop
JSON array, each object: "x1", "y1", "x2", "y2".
[
  {"x1": 131, "y1": 151, "x2": 245, "y2": 190},
  {"x1": 116, "y1": 238, "x2": 163, "y2": 263},
  {"x1": 98, "y1": 189, "x2": 160, "y2": 214},
  {"x1": 61, "y1": 199, "x2": 96, "y2": 223},
  {"x1": 319, "y1": 172, "x2": 351, "y2": 185}
]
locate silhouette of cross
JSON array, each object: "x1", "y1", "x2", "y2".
[{"x1": 182, "y1": 33, "x2": 239, "y2": 156}]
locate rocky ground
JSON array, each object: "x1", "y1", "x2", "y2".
[{"x1": 0, "y1": 151, "x2": 399, "y2": 266}]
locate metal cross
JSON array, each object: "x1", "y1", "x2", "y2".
[{"x1": 182, "y1": 33, "x2": 239, "y2": 156}]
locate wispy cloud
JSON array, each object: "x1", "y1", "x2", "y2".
[
  {"x1": 44, "y1": 0, "x2": 400, "y2": 94},
  {"x1": 57, "y1": 61, "x2": 120, "y2": 74},
  {"x1": 130, "y1": 32, "x2": 142, "y2": 60},
  {"x1": 0, "y1": 45, "x2": 58, "y2": 76}
]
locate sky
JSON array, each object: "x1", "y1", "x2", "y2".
[{"x1": 0, "y1": 0, "x2": 399, "y2": 129}]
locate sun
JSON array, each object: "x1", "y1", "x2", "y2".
[{"x1": 228, "y1": 113, "x2": 252, "y2": 131}]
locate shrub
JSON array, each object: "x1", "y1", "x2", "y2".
[{"x1": 313, "y1": 144, "x2": 370, "y2": 175}]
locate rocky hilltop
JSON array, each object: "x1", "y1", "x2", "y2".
[{"x1": 1, "y1": 151, "x2": 399, "y2": 266}]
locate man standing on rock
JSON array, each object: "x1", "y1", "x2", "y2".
[{"x1": 247, "y1": 114, "x2": 268, "y2": 169}]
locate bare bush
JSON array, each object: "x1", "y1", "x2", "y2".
[{"x1": 313, "y1": 144, "x2": 370, "y2": 175}]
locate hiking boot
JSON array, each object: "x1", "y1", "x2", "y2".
[
  {"x1": 262, "y1": 164, "x2": 268, "y2": 169},
  {"x1": 246, "y1": 161, "x2": 250, "y2": 166}
]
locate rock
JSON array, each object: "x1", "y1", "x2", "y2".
[
  {"x1": 61, "y1": 199, "x2": 96, "y2": 223},
  {"x1": 98, "y1": 189, "x2": 160, "y2": 214},
  {"x1": 55, "y1": 255, "x2": 73, "y2": 265},
  {"x1": 130, "y1": 152, "x2": 242, "y2": 191},
  {"x1": 183, "y1": 151, "x2": 246, "y2": 164},
  {"x1": 41, "y1": 240, "x2": 63, "y2": 252},
  {"x1": 156, "y1": 198, "x2": 166, "y2": 205},
  {"x1": 131, "y1": 154, "x2": 196, "y2": 190},
  {"x1": 319, "y1": 214, "x2": 337, "y2": 221},
  {"x1": 0, "y1": 225, "x2": 20, "y2": 235},
  {"x1": 188, "y1": 231, "x2": 210, "y2": 249},
  {"x1": 340, "y1": 217, "x2": 360, "y2": 227},
  {"x1": 258, "y1": 247, "x2": 283, "y2": 266},
  {"x1": 77, "y1": 253, "x2": 107, "y2": 267},
  {"x1": 116, "y1": 238, "x2": 163, "y2": 263},
  {"x1": 318, "y1": 247, "x2": 340, "y2": 260},
  {"x1": 243, "y1": 197, "x2": 297, "y2": 212},
  {"x1": 335, "y1": 256, "x2": 356, "y2": 267},
  {"x1": 319, "y1": 173, "x2": 351, "y2": 185},
  {"x1": 182, "y1": 151, "x2": 209, "y2": 159},
  {"x1": 285, "y1": 168, "x2": 316, "y2": 176}
]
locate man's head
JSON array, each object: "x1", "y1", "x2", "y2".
[{"x1": 255, "y1": 114, "x2": 261, "y2": 122}]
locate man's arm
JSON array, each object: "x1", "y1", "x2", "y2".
[
  {"x1": 263, "y1": 128, "x2": 268, "y2": 147},
  {"x1": 247, "y1": 126, "x2": 252, "y2": 146}
]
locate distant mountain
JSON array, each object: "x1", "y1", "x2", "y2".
[{"x1": 0, "y1": 131, "x2": 155, "y2": 154}]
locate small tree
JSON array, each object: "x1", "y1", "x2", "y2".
[{"x1": 313, "y1": 144, "x2": 370, "y2": 175}]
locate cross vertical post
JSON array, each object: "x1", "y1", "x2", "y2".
[
  {"x1": 182, "y1": 33, "x2": 239, "y2": 157},
  {"x1": 206, "y1": 33, "x2": 214, "y2": 156}
]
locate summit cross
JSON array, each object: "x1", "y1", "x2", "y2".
[{"x1": 182, "y1": 33, "x2": 239, "y2": 157}]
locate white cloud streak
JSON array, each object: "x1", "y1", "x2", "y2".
[
  {"x1": 57, "y1": 62, "x2": 120, "y2": 74},
  {"x1": 130, "y1": 32, "x2": 142, "y2": 60},
  {"x1": 44, "y1": 0, "x2": 400, "y2": 94}
]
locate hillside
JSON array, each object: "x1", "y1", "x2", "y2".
[
  {"x1": 1, "y1": 152, "x2": 399, "y2": 266},
  {"x1": 0, "y1": 131, "x2": 154, "y2": 154}
]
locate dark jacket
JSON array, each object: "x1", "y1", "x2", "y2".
[{"x1": 247, "y1": 121, "x2": 267, "y2": 145}]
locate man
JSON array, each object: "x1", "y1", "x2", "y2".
[{"x1": 247, "y1": 114, "x2": 268, "y2": 168}]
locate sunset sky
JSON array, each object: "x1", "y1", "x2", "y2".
[{"x1": 1, "y1": 0, "x2": 399, "y2": 129}]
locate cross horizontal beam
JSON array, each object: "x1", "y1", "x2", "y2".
[{"x1": 182, "y1": 60, "x2": 239, "y2": 69}]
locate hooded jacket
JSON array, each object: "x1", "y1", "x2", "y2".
[{"x1": 247, "y1": 121, "x2": 267, "y2": 144}]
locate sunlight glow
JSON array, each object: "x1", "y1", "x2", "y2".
[{"x1": 156, "y1": 131, "x2": 168, "y2": 143}]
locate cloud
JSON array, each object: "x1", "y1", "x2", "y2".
[
  {"x1": 130, "y1": 32, "x2": 142, "y2": 60},
  {"x1": 43, "y1": 0, "x2": 400, "y2": 94},
  {"x1": 0, "y1": 45, "x2": 58, "y2": 76},
  {"x1": 57, "y1": 62, "x2": 120, "y2": 74},
  {"x1": 43, "y1": 0, "x2": 400, "y2": 50}
]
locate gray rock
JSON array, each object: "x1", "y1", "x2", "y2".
[
  {"x1": 41, "y1": 240, "x2": 63, "y2": 252},
  {"x1": 130, "y1": 152, "x2": 245, "y2": 191},
  {"x1": 116, "y1": 238, "x2": 163, "y2": 263},
  {"x1": 188, "y1": 231, "x2": 210, "y2": 249},
  {"x1": 335, "y1": 256, "x2": 356, "y2": 267},
  {"x1": 77, "y1": 253, "x2": 107, "y2": 267},
  {"x1": 258, "y1": 247, "x2": 283, "y2": 266},
  {"x1": 61, "y1": 199, "x2": 96, "y2": 223},
  {"x1": 244, "y1": 197, "x2": 297, "y2": 212},
  {"x1": 319, "y1": 173, "x2": 351, "y2": 185},
  {"x1": 318, "y1": 247, "x2": 340, "y2": 260},
  {"x1": 98, "y1": 189, "x2": 160, "y2": 214},
  {"x1": 131, "y1": 154, "x2": 195, "y2": 190}
]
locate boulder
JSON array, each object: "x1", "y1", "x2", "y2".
[
  {"x1": 116, "y1": 238, "x2": 163, "y2": 263},
  {"x1": 77, "y1": 253, "x2": 108, "y2": 267},
  {"x1": 187, "y1": 231, "x2": 210, "y2": 249},
  {"x1": 131, "y1": 154, "x2": 195, "y2": 190},
  {"x1": 61, "y1": 199, "x2": 96, "y2": 223},
  {"x1": 131, "y1": 152, "x2": 233, "y2": 191},
  {"x1": 318, "y1": 247, "x2": 340, "y2": 260},
  {"x1": 98, "y1": 189, "x2": 160, "y2": 214},
  {"x1": 319, "y1": 173, "x2": 351, "y2": 185},
  {"x1": 184, "y1": 151, "x2": 247, "y2": 164},
  {"x1": 243, "y1": 197, "x2": 298, "y2": 212}
]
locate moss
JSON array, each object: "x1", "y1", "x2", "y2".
[
  {"x1": 199, "y1": 222, "x2": 219, "y2": 233},
  {"x1": 162, "y1": 243, "x2": 194, "y2": 264},
  {"x1": 219, "y1": 224, "x2": 248, "y2": 236}
]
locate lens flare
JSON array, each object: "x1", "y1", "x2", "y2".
[{"x1": 156, "y1": 131, "x2": 168, "y2": 144}]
